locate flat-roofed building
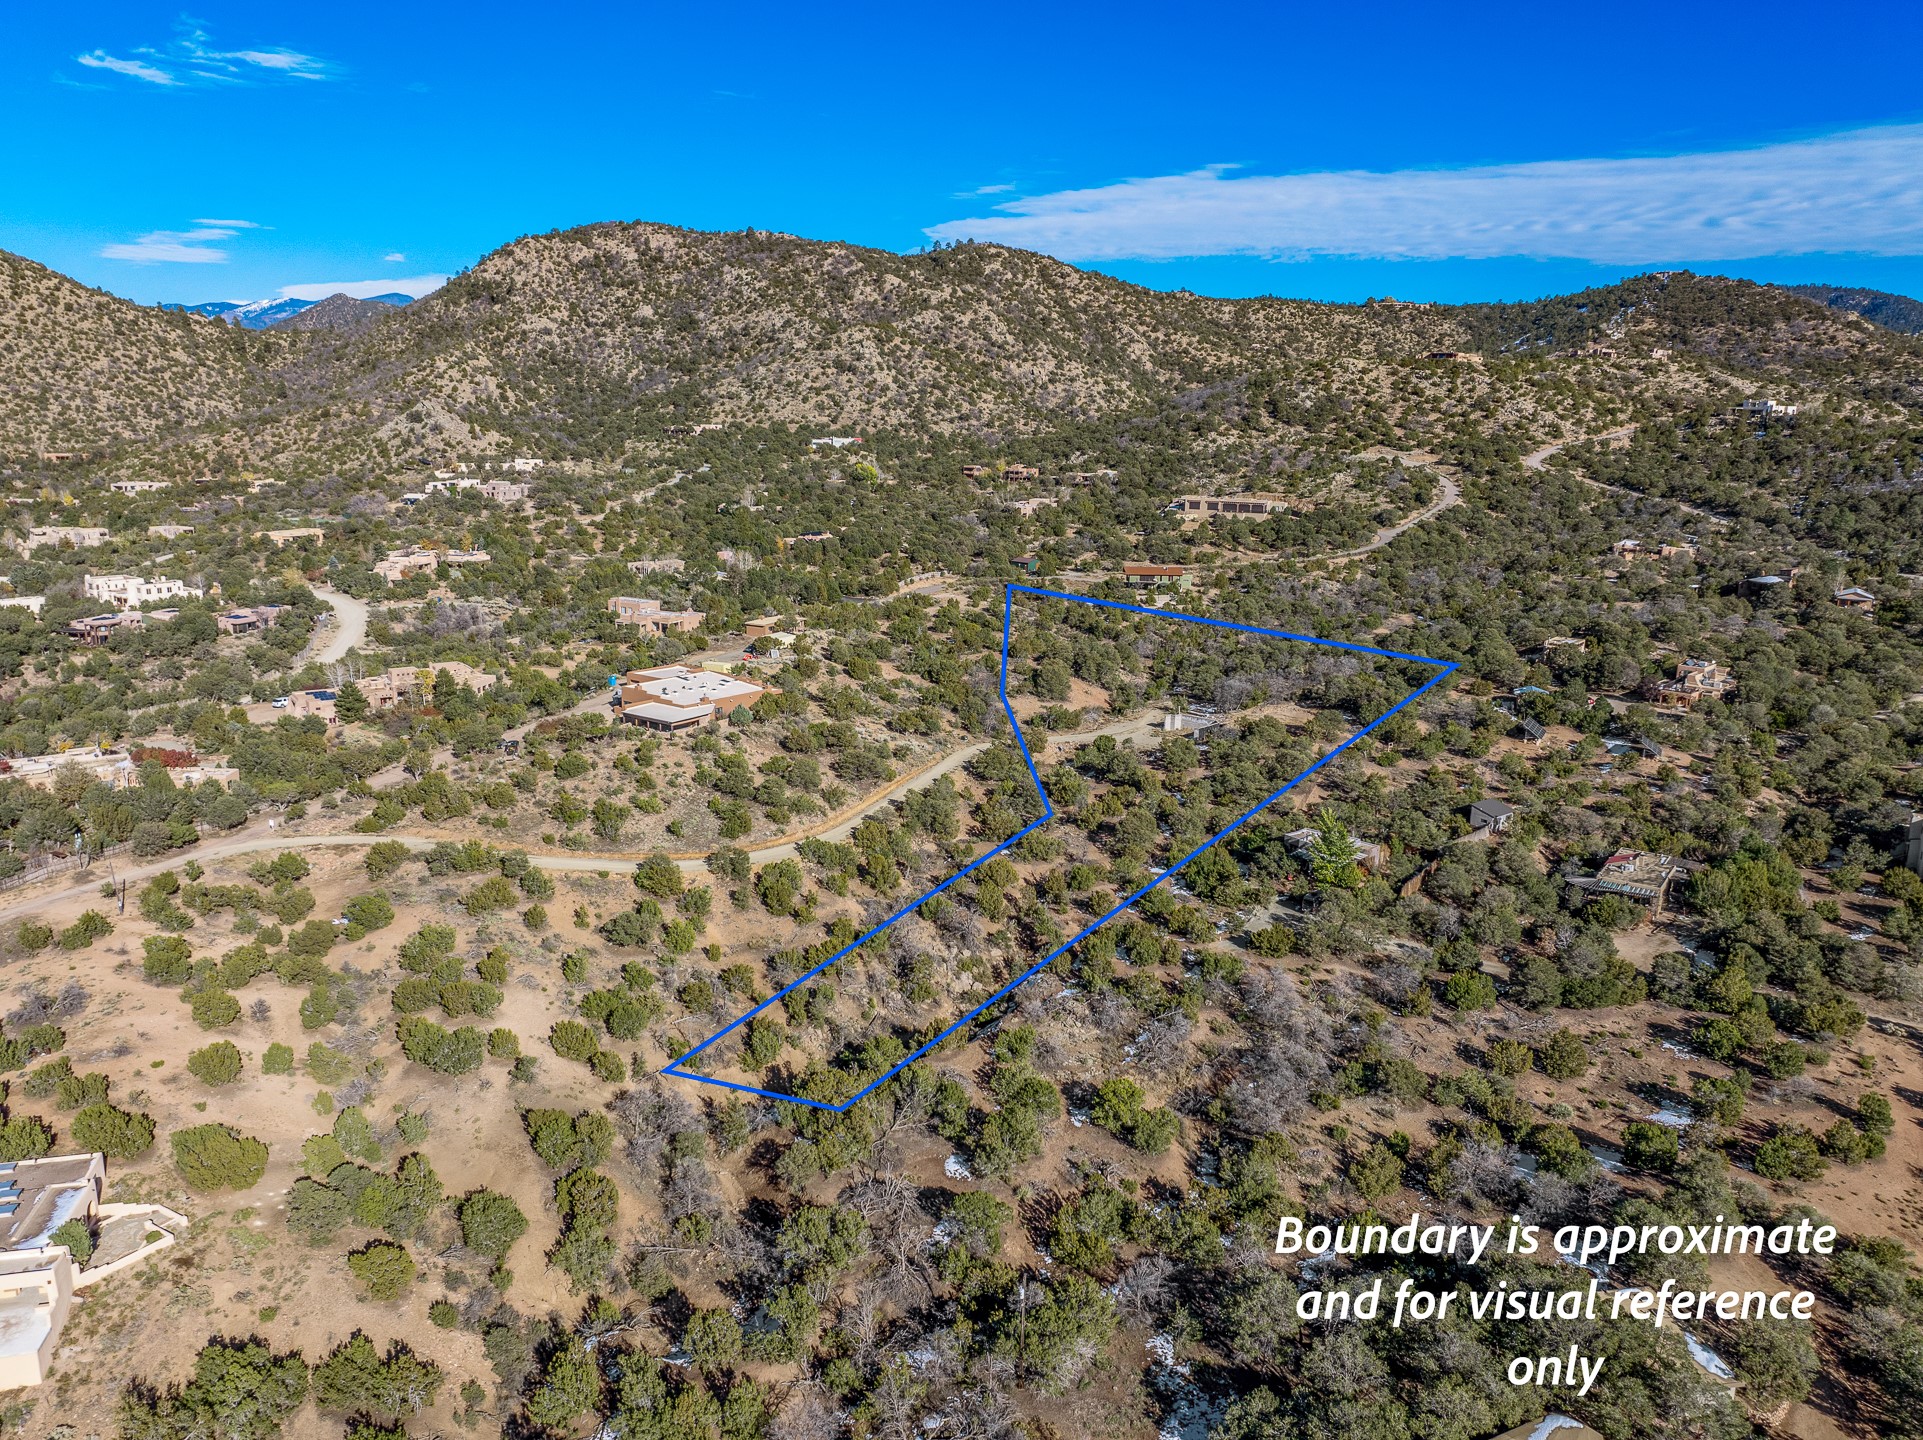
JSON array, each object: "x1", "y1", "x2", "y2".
[
  {"x1": 259, "y1": 528, "x2": 325, "y2": 548},
  {"x1": 66, "y1": 613, "x2": 143, "y2": 645},
  {"x1": 609, "y1": 596, "x2": 704, "y2": 634},
  {"x1": 620, "y1": 700, "x2": 714, "y2": 733},
  {"x1": 375, "y1": 547, "x2": 440, "y2": 584},
  {"x1": 357, "y1": 661, "x2": 497, "y2": 711},
  {"x1": 615, "y1": 665, "x2": 768, "y2": 729},
  {"x1": 0, "y1": 746, "x2": 133, "y2": 788},
  {"x1": 1172, "y1": 494, "x2": 1289, "y2": 518},
  {"x1": 215, "y1": 604, "x2": 290, "y2": 636},
  {"x1": 84, "y1": 573, "x2": 202, "y2": 609},
  {"x1": 1567, "y1": 850, "x2": 1702, "y2": 917},
  {"x1": 0, "y1": 1154, "x2": 185, "y2": 1389},
  {"x1": 21, "y1": 526, "x2": 108, "y2": 552}
]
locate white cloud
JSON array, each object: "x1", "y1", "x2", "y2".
[
  {"x1": 193, "y1": 218, "x2": 262, "y2": 229},
  {"x1": 954, "y1": 183, "x2": 1015, "y2": 199},
  {"x1": 99, "y1": 226, "x2": 240, "y2": 263},
  {"x1": 383, "y1": 252, "x2": 407, "y2": 263},
  {"x1": 75, "y1": 28, "x2": 329, "y2": 88},
  {"x1": 76, "y1": 51, "x2": 175, "y2": 85},
  {"x1": 208, "y1": 47, "x2": 328, "y2": 79},
  {"x1": 276, "y1": 276, "x2": 446, "y2": 301},
  {"x1": 926, "y1": 124, "x2": 1923, "y2": 265}
]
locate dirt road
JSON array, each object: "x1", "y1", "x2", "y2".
[
  {"x1": 302, "y1": 587, "x2": 370, "y2": 666},
  {"x1": 0, "y1": 710, "x2": 1181, "y2": 920},
  {"x1": 1322, "y1": 471, "x2": 1464, "y2": 561},
  {"x1": 1525, "y1": 424, "x2": 1733, "y2": 528}
]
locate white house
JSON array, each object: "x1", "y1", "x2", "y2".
[{"x1": 83, "y1": 574, "x2": 203, "y2": 609}]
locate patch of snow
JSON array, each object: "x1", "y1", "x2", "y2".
[
  {"x1": 1586, "y1": 1143, "x2": 1625, "y2": 1174},
  {"x1": 1684, "y1": 1331, "x2": 1735, "y2": 1381},
  {"x1": 1526, "y1": 1418, "x2": 1586, "y2": 1440},
  {"x1": 1646, "y1": 1102, "x2": 1695, "y2": 1128},
  {"x1": 944, "y1": 1154, "x2": 973, "y2": 1180},
  {"x1": 1660, "y1": 1040, "x2": 1697, "y2": 1057}
]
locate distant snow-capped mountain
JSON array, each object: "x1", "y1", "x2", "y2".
[{"x1": 162, "y1": 293, "x2": 415, "y2": 329}]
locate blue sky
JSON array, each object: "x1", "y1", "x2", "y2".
[{"x1": 8, "y1": 2, "x2": 1923, "y2": 307}]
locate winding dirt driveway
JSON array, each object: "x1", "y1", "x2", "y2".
[
  {"x1": 300, "y1": 587, "x2": 370, "y2": 667},
  {"x1": 1321, "y1": 471, "x2": 1463, "y2": 561},
  {"x1": 1525, "y1": 423, "x2": 1732, "y2": 529}
]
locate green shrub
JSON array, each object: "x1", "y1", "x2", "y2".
[
  {"x1": 1754, "y1": 1126, "x2": 1828, "y2": 1183},
  {"x1": 1486, "y1": 1038, "x2": 1531, "y2": 1077},
  {"x1": 71, "y1": 1102, "x2": 156, "y2": 1159},
  {"x1": 300, "y1": 984, "x2": 340, "y2": 1030},
  {"x1": 172, "y1": 1124, "x2": 270, "y2": 1190},
  {"x1": 286, "y1": 920, "x2": 338, "y2": 958},
  {"x1": 50, "y1": 1217, "x2": 94, "y2": 1265},
  {"x1": 262, "y1": 1042, "x2": 295, "y2": 1075},
  {"x1": 364, "y1": 841, "x2": 412, "y2": 881},
  {"x1": 549, "y1": 1021, "x2": 600, "y2": 1064},
  {"x1": 305, "y1": 1042, "x2": 357, "y2": 1085},
  {"x1": 1348, "y1": 1141, "x2": 1405, "y2": 1200},
  {"x1": 1442, "y1": 969, "x2": 1497, "y2": 1012},
  {"x1": 189, "y1": 989, "x2": 242, "y2": 1030},
  {"x1": 348, "y1": 1241, "x2": 416, "y2": 1300},
  {"x1": 58, "y1": 910, "x2": 114, "y2": 950},
  {"x1": 1248, "y1": 924, "x2": 1295, "y2": 957},
  {"x1": 116, "y1": 1338, "x2": 307, "y2": 1436},
  {"x1": 396, "y1": 1017, "x2": 484, "y2": 1075},
  {"x1": 458, "y1": 1189, "x2": 529, "y2": 1260},
  {"x1": 312, "y1": 1331, "x2": 443, "y2": 1422},
  {"x1": 0, "y1": 1115, "x2": 55, "y2": 1161},
  {"x1": 1620, "y1": 1120, "x2": 1679, "y2": 1173},
  {"x1": 463, "y1": 876, "x2": 518, "y2": 914},
  {"x1": 1537, "y1": 1029, "x2": 1590, "y2": 1081},
  {"x1": 141, "y1": 935, "x2": 195, "y2": 983},
  {"x1": 523, "y1": 1108, "x2": 615, "y2": 1172},
  {"x1": 187, "y1": 1041, "x2": 244, "y2": 1085},
  {"x1": 343, "y1": 893, "x2": 396, "y2": 936}
]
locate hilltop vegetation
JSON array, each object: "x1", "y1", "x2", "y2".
[
  {"x1": 2, "y1": 226, "x2": 1923, "y2": 1440},
  {"x1": 9, "y1": 223, "x2": 1918, "y2": 478}
]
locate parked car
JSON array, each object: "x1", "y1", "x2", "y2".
[{"x1": 272, "y1": 696, "x2": 290, "y2": 708}]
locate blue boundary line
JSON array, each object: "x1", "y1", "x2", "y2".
[{"x1": 662, "y1": 583, "x2": 1457, "y2": 1112}]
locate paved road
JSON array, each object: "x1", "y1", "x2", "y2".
[{"x1": 303, "y1": 587, "x2": 370, "y2": 667}]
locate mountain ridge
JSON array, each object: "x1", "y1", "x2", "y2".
[
  {"x1": 161, "y1": 291, "x2": 417, "y2": 330},
  {"x1": 1782, "y1": 283, "x2": 1923, "y2": 335},
  {"x1": 2, "y1": 223, "x2": 1918, "y2": 464}
]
